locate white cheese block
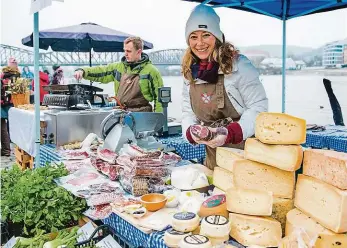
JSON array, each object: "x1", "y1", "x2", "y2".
[
  {"x1": 229, "y1": 213, "x2": 282, "y2": 247},
  {"x1": 303, "y1": 149, "x2": 347, "y2": 190},
  {"x1": 255, "y1": 112, "x2": 306, "y2": 145},
  {"x1": 233, "y1": 159, "x2": 296, "y2": 199},
  {"x1": 286, "y1": 208, "x2": 347, "y2": 248},
  {"x1": 200, "y1": 215, "x2": 231, "y2": 238},
  {"x1": 226, "y1": 187, "x2": 273, "y2": 216},
  {"x1": 212, "y1": 187, "x2": 225, "y2": 195},
  {"x1": 163, "y1": 228, "x2": 191, "y2": 248},
  {"x1": 179, "y1": 235, "x2": 212, "y2": 248},
  {"x1": 272, "y1": 198, "x2": 294, "y2": 235},
  {"x1": 171, "y1": 167, "x2": 209, "y2": 190},
  {"x1": 294, "y1": 175, "x2": 347, "y2": 233},
  {"x1": 216, "y1": 147, "x2": 244, "y2": 172},
  {"x1": 244, "y1": 138, "x2": 303, "y2": 171},
  {"x1": 212, "y1": 167, "x2": 234, "y2": 192},
  {"x1": 172, "y1": 212, "x2": 200, "y2": 233}
]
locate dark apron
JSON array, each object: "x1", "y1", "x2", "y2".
[
  {"x1": 117, "y1": 73, "x2": 152, "y2": 112},
  {"x1": 190, "y1": 75, "x2": 245, "y2": 170}
]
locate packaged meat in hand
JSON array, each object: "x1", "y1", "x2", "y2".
[{"x1": 97, "y1": 148, "x2": 118, "y2": 163}]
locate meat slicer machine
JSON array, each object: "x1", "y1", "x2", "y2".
[{"x1": 100, "y1": 110, "x2": 167, "y2": 152}]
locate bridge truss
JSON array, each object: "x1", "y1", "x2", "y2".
[{"x1": 0, "y1": 44, "x2": 185, "y2": 66}]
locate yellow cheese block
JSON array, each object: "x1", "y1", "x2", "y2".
[
  {"x1": 229, "y1": 213, "x2": 282, "y2": 247},
  {"x1": 255, "y1": 112, "x2": 306, "y2": 145},
  {"x1": 233, "y1": 159, "x2": 296, "y2": 199},
  {"x1": 226, "y1": 187, "x2": 273, "y2": 216},
  {"x1": 272, "y1": 198, "x2": 294, "y2": 235},
  {"x1": 212, "y1": 167, "x2": 234, "y2": 192},
  {"x1": 303, "y1": 149, "x2": 347, "y2": 190},
  {"x1": 294, "y1": 175, "x2": 347, "y2": 233},
  {"x1": 286, "y1": 208, "x2": 347, "y2": 248},
  {"x1": 216, "y1": 147, "x2": 244, "y2": 172},
  {"x1": 244, "y1": 138, "x2": 303, "y2": 171}
]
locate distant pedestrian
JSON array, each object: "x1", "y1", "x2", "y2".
[{"x1": 52, "y1": 64, "x2": 64, "y2": 85}]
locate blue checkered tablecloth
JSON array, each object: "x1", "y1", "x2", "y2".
[
  {"x1": 304, "y1": 125, "x2": 347, "y2": 152},
  {"x1": 159, "y1": 134, "x2": 206, "y2": 163},
  {"x1": 39, "y1": 144, "x2": 62, "y2": 167}
]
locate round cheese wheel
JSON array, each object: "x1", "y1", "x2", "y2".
[
  {"x1": 200, "y1": 215, "x2": 231, "y2": 238},
  {"x1": 172, "y1": 212, "x2": 200, "y2": 232},
  {"x1": 179, "y1": 234, "x2": 212, "y2": 248},
  {"x1": 163, "y1": 228, "x2": 191, "y2": 248},
  {"x1": 198, "y1": 194, "x2": 228, "y2": 218},
  {"x1": 207, "y1": 235, "x2": 229, "y2": 246}
]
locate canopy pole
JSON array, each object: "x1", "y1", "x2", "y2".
[
  {"x1": 281, "y1": 1, "x2": 287, "y2": 113},
  {"x1": 33, "y1": 12, "x2": 41, "y2": 168}
]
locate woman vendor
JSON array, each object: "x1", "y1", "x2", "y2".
[{"x1": 181, "y1": 4, "x2": 268, "y2": 169}]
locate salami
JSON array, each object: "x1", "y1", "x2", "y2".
[{"x1": 190, "y1": 125, "x2": 214, "y2": 141}]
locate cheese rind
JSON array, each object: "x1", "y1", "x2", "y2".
[
  {"x1": 233, "y1": 159, "x2": 295, "y2": 199},
  {"x1": 303, "y1": 149, "x2": 347, "y2": 190},
  {"x1": 163, "y1": 228, "x2": 191, "y2": 248},
  {"x1": 226, "y1": 187, "x2": 273, "y2": 216},
  {"x1": 272, "y1": 198, "x2": 294, "y2": 234},
  {"x1": 172, "y1": 212, "x2": 200, "y2": 232},
  {"x1": 294, "y1": 175, "x2": 347, "y2": 233},
  {"x1": 255, "y1": 112, "x2": 306, "y2": 145},
  {"x1": 198, "y1": 195, "x2": 228, "y2": 218},
  {"x1": 216, "y1": 147, "x2": 244, "y2": 172},
  {"x1": 245, "y1": 138, "x2": 303, "y2": 171},
  {"x1": 212, "y1": 167, "x2": 234, "y2": 192},
  {"x1": 229, "y1": 213, "x2": 282, "y2": 247},
  {"x1": 286, "y1": 208, "x2": 347, "y2": 248},
  {"x1": 179, "y1": 235, "x2": 212, "y2": 248}
]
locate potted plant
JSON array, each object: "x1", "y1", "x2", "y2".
[{"x1": 9, "y1": 77, "x2": 31, "y2": 107}]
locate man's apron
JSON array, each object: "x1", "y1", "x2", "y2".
[
  {"x1": 190, "y1": 75, "x2": 245, "y2": 170},
  {"x1": 117, "y1": 73, "x2": 152, "y2": 112}
]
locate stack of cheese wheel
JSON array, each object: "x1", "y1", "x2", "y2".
[
  {"x1": 165, "y1": 212, "x2": 210, "y2": 248},
  {"x1": 281, "y1": 148, "x2": 347, "y2": 247},
  {"x1": 215, "y1": 112, "x2": 307, "y2": 247}
]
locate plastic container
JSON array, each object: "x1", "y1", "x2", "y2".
[{"x1": 74, "y1": 224, "x2": 137, "y2": 248}]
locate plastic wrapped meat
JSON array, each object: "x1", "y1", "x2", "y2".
[
  {"x1": 161, "y1": 152, "x2": 182, "y2": 166},
  {"x1": 108, "y1": 165, "x2": 120, "y2": 181},
  {"x1": 123, "y1": 164, "x2": 169, "y2": 177},
  {"x1": 66, "y1": 172, "x2": 99, "y2": 186},
  {"x1": 116, "y1": 155, "x2": 136, "y2": 167},
  {"x1": 62, "y1": 158, "x2": 93, "y2": 173},
  {"x1": 97, "y1": 148, "x2": 118, "y2": 164},
  {"x1": 86, "y1": 192, "x2": 122, "y2": 206},
  {"x1": 60, "y1": 149, "x2": 90, "y2": 160},
  {"x1": 84, "y1": 204, "x2": 113, "y2": 220}
]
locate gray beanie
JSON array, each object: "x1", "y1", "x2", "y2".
[{"x1": 185, "y1": 4, "x2": 224, "y2": 44}]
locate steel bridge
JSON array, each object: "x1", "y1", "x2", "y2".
[{"x1": 0, "y1": 44, "x2": 185, "y2": 67}]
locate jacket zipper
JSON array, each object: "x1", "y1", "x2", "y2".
[{"x1": 228, "y1": 92, "x2": 243, "y2": 109}]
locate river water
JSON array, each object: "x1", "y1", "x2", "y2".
[{"x1": 74, "y1": 74, "x2": 347, "y2": 126}]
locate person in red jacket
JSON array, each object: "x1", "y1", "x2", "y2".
[{"x1": 31, "y1": 71, "x2": 49, "y2": 104}]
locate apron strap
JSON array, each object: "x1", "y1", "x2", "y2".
[
  {"x1": 216, "y1": 75, "x2": 224, "y2": 109},
  {"x1": 140, "y1": 73, "x2": 157, "y2": 111},
  {"x1": 113, "y1": 69, "x2": 122, "y2": 82}
]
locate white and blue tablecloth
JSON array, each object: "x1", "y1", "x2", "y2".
[{"x1": 304, "y1": 125, "x2": 347, "y2": 152}]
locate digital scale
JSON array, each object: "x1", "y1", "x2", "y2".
[{"x1": 158, "y1": 87, "x2": 182, "y2": 136}]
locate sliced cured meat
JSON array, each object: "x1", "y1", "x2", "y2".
[
  {"x1": 108, "y1": 165, "x2": 120, "y2": 181},
  {"x1": 190, "y1": 125, "x2": 214, "y2": 141},
  {"x1": 97, "y1": 148, "x2": 118, "y2": 163}
]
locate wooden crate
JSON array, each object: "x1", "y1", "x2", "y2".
[{"x1": 15, "y1": 146, "x2": 34, "y2": 170}]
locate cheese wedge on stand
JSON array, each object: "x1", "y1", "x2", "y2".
[
  {"x1": 294, "y1": 174, "x2": 347, "y2": 233},
  {"x1": 303, "y1": 149, "x2": 347, "y2": 190},
  {"x1": 255, "y1": 112, "x2": 306, "y2": 145},
  {"x1": 245, "y1": 138, "x2": 303, "y2": 171}
]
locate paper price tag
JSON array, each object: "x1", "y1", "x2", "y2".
[
  {"x1": 4, "y1": 236, "x2": 17, "y2": 248},
  {"x1": 77, "y1": 222, "x2": 96, "y2": 242},
  {"x1": 96, "y1": 235, "x2": 122, "y2": 248}
]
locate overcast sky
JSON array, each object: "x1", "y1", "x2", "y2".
[{"x1": 1, "y1": 0, "x2": 346, "y2": 51}]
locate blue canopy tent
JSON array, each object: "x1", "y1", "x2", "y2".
[
  {"x1": 183, "y1": 0, "x2": 347, "y2": 113},
  {"x1": 22, "y1": 22, "x2": 154, "y2": 67}
]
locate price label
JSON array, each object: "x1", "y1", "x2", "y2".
[
  {"x1": 4, "y1": 236, "x2": 17, "y2": 248},
  {"x1": 77, "y1": 222, "x2": 96, "y2": 242}
]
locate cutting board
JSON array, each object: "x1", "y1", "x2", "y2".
[{"x1": 112, "y1": 208, "x2": 153, "y2": 234}]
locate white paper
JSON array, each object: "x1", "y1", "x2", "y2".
[
  {"x1": 4, "y1": 236, "x2": 17, "y2": 248},
  {"x1": 77, "y1": 222, "x2": 96, "y2": 242},
  {"x1": 30, "y1": 0, "x2": 64, "y2": 14},
  {"x1": 96, "y1": 235, "x2": 122, "y2": 248}
]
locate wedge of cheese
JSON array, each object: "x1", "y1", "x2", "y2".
[
  {"x1": 226, "y1": 187, "x2": 273, "y2": 216},
  {"x1": 212, "y1": 167, "x2": 234, "y2": 192},
  {"x1": 272, "y1": 198, "x2": 294, "y2": 235},
  {"x1": 245, "y1": 138, "x2": 303, "y2": 171},
  {"x1": 233, "y1": 159, "x2": 295, "y2": 199},
  {"x1": 303, "y1": 149, "x2": 347, "y2": 190},
  {"x1": 216, "y1": 147, "x2": 244, "y2": 172},
  {"x1": 255, "y1": 112, "x2": 306, "y2": 145},
  {"x1": 229, "y1": 213, "x2": 282, "y2": 247},
  {"x1": 286, "y1": 208, "x2": 347, "y2": 248},
  {"x1": 294, "y1": 175, "x2": 347, "y2": 233}
]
